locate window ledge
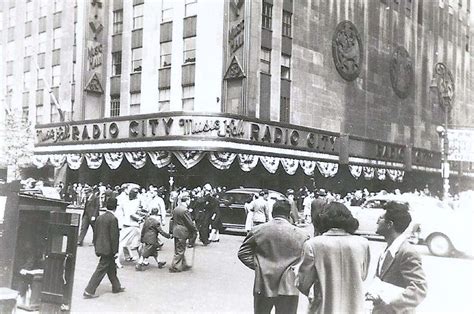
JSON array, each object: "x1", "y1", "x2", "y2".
[
  {"x1": 280, "y1": 78, "x2": 292, "y2": 82},
  {"x1": 282, "y1": 35, "x2": 293, "y2": 39},
  {"x1": 110, "y1": 75, "x2": 121, "y2": 78}
]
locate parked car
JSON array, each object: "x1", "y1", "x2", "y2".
[
  {"x1": 219, "y1": 188, "x2": 287, "y2": 231},
  {"x1": 349, "y1": 194, "x2": 474, "y2": 257}
]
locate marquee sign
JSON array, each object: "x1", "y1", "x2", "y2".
[{"x1": 35, "y1": 114, "x2": 340, "y2": 156}]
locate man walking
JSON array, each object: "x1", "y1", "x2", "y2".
[
  {"x1": 238, "y1": 200, "x2": 310, "y2": 314},
  {"x1": 367, "y1": 201, "x2": 428, "y2": 313},
  {"x1": 169, "y1": 193, "x2": 198, "y2": 273},
  {"x1": 310, "y1": 189, "x2": 328, "y2": 235},
  {"x1": 83, "y1": 197, "x2": 125, "y2": 298},
  {"x1": 77, "y1": 185, "x2": 100, "y2": 246},
  {"x1": 250, "y1": 190, "x2": 270, "y2": 226}
]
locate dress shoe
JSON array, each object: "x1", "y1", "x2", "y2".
[
  {"x1": 112, "y1": 287, "x2": 126, "y2": 294},
  {"x1": 169, "y1": 267, "x2": 181, "y2": 273},
  {"x1": 157, "y1": 261, "x2": 166, "y2": 269},
  {"x1": 83, "y1": 291, "x2": 99, "y2": 299},
  {"x1": 135, "y1": 264, "x2": 144, "y2": 271},
  {"x1": 187, "y1": 244, "x2": 194, "y2": 248},
  {"x1": 125, "y1": 257, "x2": 137, "y2": 262},
  {"x1": 182, "y1": 265, "x2": 192, "y2": 271}
]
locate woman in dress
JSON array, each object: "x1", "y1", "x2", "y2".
[{"x1": 296, "y1": 202, "x2": 370, "y2": 314}]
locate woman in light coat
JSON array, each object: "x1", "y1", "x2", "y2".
[{"x1": 296, "y1": 202, "x2": 370, "y2": 314}]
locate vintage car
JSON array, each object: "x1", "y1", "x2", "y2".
[
  {"x1": 219, "y1": 188, "x2": 287, "y2": 231},
  {"x1": 348, "y1": 194, "x2": 474, "y2": 257}
]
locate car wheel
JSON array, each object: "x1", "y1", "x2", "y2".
[{"x1": 427, "y1": 233, "x2": 453, "y2": 257}]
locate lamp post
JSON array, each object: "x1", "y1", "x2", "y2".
[
  {"x1": 430, "y1": 62, "x2": 454, "y2": 201},
  {"x1": 167, "y1": 162, "x2": 176, "y2": 210}
]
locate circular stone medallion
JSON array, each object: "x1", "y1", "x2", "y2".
[
  {"x1": 332, "y1": 20, "x2": 363, "y2": 81},
  {"x1": 390, "y1": 46, "x2": 413, "y2": 98}
]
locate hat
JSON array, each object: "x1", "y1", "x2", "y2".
[
  {"x1": 317, "y1": 189, "x2": 327, "y2": 196},
  {"x1": 259, "y1": 189, "x2": 269, "y2": 196},
  {"x1": 286, "y1": 189, "x2": 295, "y2": 195},
  {"x1": 203, "y1": 184, "x2": 212, "y2": 191},
  {"x1": 106, "y1": 197, "x2": 117, "y2": 210}
]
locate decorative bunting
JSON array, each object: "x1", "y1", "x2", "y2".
[
  {"x1": 387, "y1": 169, "x2": 405, "y2": 182},
  {"x1": 259, "y1": 156, "x2": 280, "y2": 174},
  {"x1": 376, "y1": 168, "x2": 387, "y2": 180},
  {"x1": 363, "y1": 166, "x2": 375, "y2": 180},
  {"x1": 208, "y1": 152, "x2": 237, "y2": 170},
  {"x1": 32, "y1": 155, "x2": 49, "y2": 169},
  {"x1": 349, "y1": 165, "x2": 363, "y2": 179},
  {"x1": 316, "y1": 161, "x2": 339, "y2": 178},
  {"x1": 124, "y1": 151, "x2": 147, "y2": 169},
  {"x1": 238, "y1": 154, "x2": 259, "y2": 172},
  {"x1": 104, "y1": 152, "x2": 124, "y2": 170},
  {"x1": 281, "y1": 158, "x2": 299, "y2": 175},
  {"x1": 85, "y1": 153, "x2": 103, "y2": 169},
  {"x1": 148, "y1": 151, "x2": 172, "y2": 168},
  {"x1": 49, "y1": 154, "x2": 66, "y2": 168},
  {"x1": 299, "y1": 160, "x2": 317, "y2": 176},
  {"x1": 66, "y1": 154, "x2": 83, "y2": 170},
  {"x1": 173, "y1": 151, "x2": 205, "y2": 169}
]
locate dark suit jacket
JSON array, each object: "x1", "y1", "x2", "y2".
[
  {"x1": 93, "y1": 211, "x2": 120, "y2": 256},
  {"x1": 373, "y1": 241, "x2": 428, "y2": 314},
  {"x1": 172, "y1": 205, "x2": 198, "y2": 239},
  {"x1": 238, "y1": 217, "x2": 310, "y2": 297},
  {"x1": 84, "y1": 193, "x2": 100, "y2": 218}
]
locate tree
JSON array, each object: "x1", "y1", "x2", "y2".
[{"x1": 3, "y1": 109, "x2": 34, "y2": 182}]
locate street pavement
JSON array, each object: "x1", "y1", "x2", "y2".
[{"x1": 69, "y1": 223, "x2": 474, "y2": 313}]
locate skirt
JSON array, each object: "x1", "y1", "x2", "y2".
[
  {"x1": 120, "y1": 226, "x2": 140, "y2": 249},
  {"x1": 245, "y1": 212, "x2": 254, "y2": 232}
]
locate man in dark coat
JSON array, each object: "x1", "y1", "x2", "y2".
[
  {"x1": 310, "y1": 189, "x2": 328, "y2": 235},
  {"x1": 169, "y1": 193, "x2": 198, "y2": 272},
  {"x1": 77, "y1": 185, "x2": 100, "y2": 246},
  {"x1": 83, "y1": 197, "x2": 124, "y2": 298},
  {"x1": 238, "y1": 200, "x2": 310, "y2": 314},
  {"x1": 195, "y1": 184, "x2": 218, "y2": 245}
]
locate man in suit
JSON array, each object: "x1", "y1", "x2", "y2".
[
  {"x1": 238, "y1": 200, "x2": 310, "y2": 314},
  {"x1": 77, "y1": 185, "x2": 100, "y2": 246},
  {"x1": 169, "y1": 193, "x2": 198, "y2": 273},
  {"x1": 250, "y1": 189, "x2": 271, "y2": 226},
  {"x1": 83, "y1": 197, "x2": 125, "y2": 298},
  {"x1": 310, "y1": 189, "x2": 328, "y2": 235},
  {"x1": 368, "y1": 201, "x2": 428, "y2": 313}
]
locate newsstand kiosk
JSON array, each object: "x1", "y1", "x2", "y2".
[{"x1": 0, "y1": 182, "x2": 79, "y2": 313}]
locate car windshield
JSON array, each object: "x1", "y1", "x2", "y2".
[{"x1": 220, "y1": 193, "x2": 253, "y2": 204}]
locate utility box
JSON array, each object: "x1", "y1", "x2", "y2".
[{"x1": 0, "y1": 182, "x2": 79, "y2": 313}]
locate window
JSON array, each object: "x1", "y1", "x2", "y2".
[
  {"x1": 7, "y1": 27, "x2": 14, "y2": 42},
  {"x1": 25, "y1": 37, "x2": 33, "y2": 56},
  {"x1": 6, "y1": 75, "x2": 14, "y2": 94},
  {"x1": 24, "y1": 56, "x2": 31, "y2": 72},
  {"x1": 183, "y1": 37, "x2": 196, "y2": 63},
  {"x1": 8, "y1": 7, "x2": 15, "y2": 27},
  {"x1": 37, "y1": 68, "x2": 45, "y2": 88},
  {"x1": 113, "y1": 10, "x2": 123, "y2": 34},
  {"x1": 23, "y1": 72, "x2": 31, "y2": 90},
  {"x1": 23, "y1": 92, "x2": 30, "y2": 109},
  {"x1": 162, "y1": 0, "x2": 173, "y2": 22},
  {"x1": 280, "y1": 96, "x2": 290, "y2": 123},
  {"x1": 6, "y1": 61, "x2": 13, "y2": 76},
  {"x1": 36, "y1": 104, "x2": 44, "y2": 124},
  {"x1": 38, "y1": 32, "x2": 47, "y2": 53},
  {"x1": 112, "y1": 52, "x2": 122, "y2": 75},
  {"x1": 50, "y1": 102, "x2": 59, "y2": 123},
  {"x1": 131, "y1": 47, "x2": 142, "y2": 72},
  {"x1": 159, "y1": 88, "x2": 170, "y2": 109},
  {"x1": 0, "y1": 12, "x2": 3, "y2": 31},
  {"x1": 54, "y1": 0, "x2": 63, "y2": 13},
  {"x1": 133, "y1": 4, "x2": 144, "y2": 30},
  {"x1": 281, "y1": 54, "x2": 291, "y2": 79},
  {"x1": 39, "y1": 0, "x2": 47, "y2": 17},
  {"x1": 130, "y1": 93, "x2": 141, "y2": 115},
  {"x1": 185, "y1": 0, "x2": 197, "y2": 17},
  {"x1": 53, "y1": 28, "x2": 62, "y2": 49},
  {"x1": 26, "y1": 1, "x2": 34, "y2": 21},
  {"x1": 260, "y1": 48, "x2": 271, "y2": 73},
  {"x1": 110, "y1": 96, "x2": 120, "y2": 117},
  {"x1": 160, "y1": 42, "x2": 172, "y2": 67},
  {"x1": 282, "y1": 11, "x2": 292, "y2": 37},
  {"x1": 262, "y1": 2, "x2": 272, "y2": 29},
  {"x1": 52, "y1": 65, "x2": 61, "y2": 86},
  {"x1": 182, "y1": 86, "x2": 194, "y2": 110}
]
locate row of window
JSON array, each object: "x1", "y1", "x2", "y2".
[
  {"x1": 109, "y1": 85, "x2": 195, "y2": 117},
  {"x1": 262, "y1": 2, "x2": 292, "y2": 37},
  {"x1": 260, "y1": 48, "x2": 291, "y2": 79},
  {"x1": 5, "y1": 0, "x2": 62, "y2": 27}
]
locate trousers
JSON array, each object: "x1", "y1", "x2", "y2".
[
  {"x1": 170, "y1": 238, "x2": 189, "y2": 271},
  {"x1": 85, "y1": 255, "x2": 121, "y2": 294},
  {"x1": 78, "y1": 213, "x2": 95, "y2": 244},
  {"x1": 253, "y1": 295, "x2": 299, "y2": 314}
]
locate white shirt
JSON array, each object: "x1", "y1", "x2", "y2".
[{"x1": 378, "y1": 233, "x2": 406, "y2": 275}]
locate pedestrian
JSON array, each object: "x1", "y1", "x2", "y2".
[
  {"x1": 195, "y1": 184, "x2": 218, "y2": 245},
  {"x1": 135, "y1": 207, "x2": 172, "y2": 271},
  {"x1": 296, "y1": 202, "x2": 370, "y2": 314},
  {"x1": 286, "y1": 189, "x2": 299, "y2": 225},
  {"x1": 310, "y1": 189, "x2": 328, "y2": 235},
  {"x1": 117, "y1": 189, "x2": 142, "y2": 262},
  {"x1": 169, "y1": 193, "x2": 198, "y2": 273},
  {"x1": 366, "y1": 201, "x2": 428, "y2": 313},
  {"x1": 303, "y1": 190, "x2": 314, "y2": 223},
  {"x1": 208, "y1": 197, "x2": 222, "y2": 242},
  {"x1": 238, "y1": 200, "x2": 310, "y2": 314},
  {"x1": 77, "y1": 185, "x2": 100, "y2": 246},
  {"x1": 244, "y1": 193, "x2": 256, "y2": 234},
  {"x1": 250, "y1": 189, "x2": 271, "y2": 226},
  {"x1": 83, "y1": 197, "x2": 125, "y2": 298}
]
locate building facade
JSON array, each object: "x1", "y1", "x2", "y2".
[{"x1": 2, "y1": 0, "x2": 474, "y2": 193}]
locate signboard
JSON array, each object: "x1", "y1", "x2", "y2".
[
  {"x1": 35, "y1": 114, "x2": 340, "y2": 156},
  {"x1": 448, "y1": 129, "x2": 474, "y2": 162}
]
